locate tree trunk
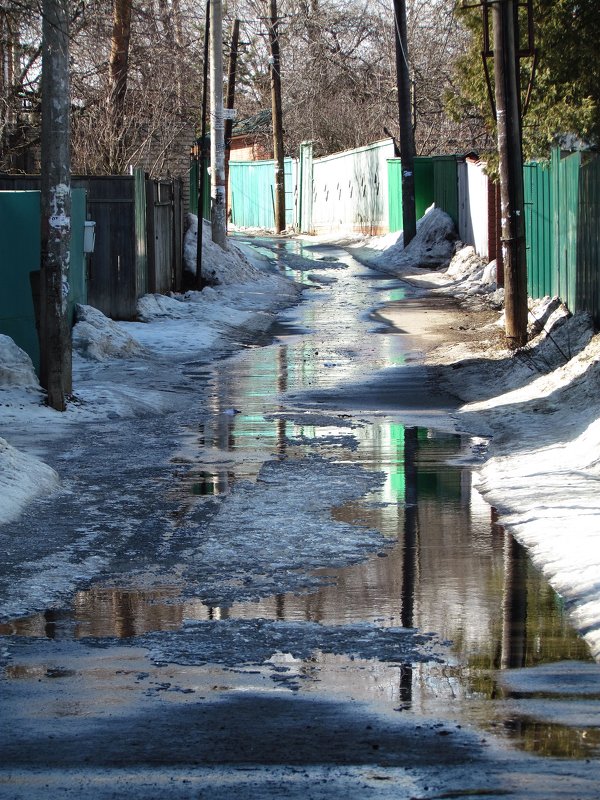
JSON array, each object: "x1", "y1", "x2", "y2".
[{"x1": 108, "y1": 0, "x2": 133, "y2": 172}]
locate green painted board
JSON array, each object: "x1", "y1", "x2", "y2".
[
  {"x1": 0, "y1": 191, "x2": 41, "y2": 370},
  {"x1": 577, "y1": 155, "x2": 600, "y2": 325},
  {"x1": 0, "y1": 188, "x2": 87, "y2": 374},
  {"x1": 229, "y1": 158, "x2": 295, "y2": 229},
  {"x1": 387, "y1": 158, "x2": 435, "y2": 232},
  {"x1": 432, "y1": 156, "x2": 459, "y2": 227},
  {"x1": 524, "y1": 161, "x2": 554, "y2": 300}
]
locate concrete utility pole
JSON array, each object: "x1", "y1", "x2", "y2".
[
  {"x1": 40, "y1": 0, "x2": 72, "y2": 411},
  {"x1": 209, "y1": 0, "x2": 227, "y2": 248},
  {"x1": 492, "y1": 0, "x2": 528, "y2": 348},
  {"x1": 268, "y1": 0, "x2": 286, "y2": 233},
  {"x1": 196, "y1": 0, "x2": 210, "y2": 289},
  {"x1": 393, "y1": 0, "x2": 416, "y2": 246}
]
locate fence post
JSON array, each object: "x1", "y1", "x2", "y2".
[{"x1": 134, "y1": 168, "x2": 148, "y2": 301}]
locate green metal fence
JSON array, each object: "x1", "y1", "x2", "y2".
[
  {"x1": 524, "y1": 159, "x2": 555, "y2": 299},
  {"x1": 524, "y1": 149, "x2": 600, "y2": 326},
  {"x1": 432, "y1": 156, "x2": 459, "y2": 227},
  {"x1": 387, "y1": 156, "x2": 458, "y2": 232},
  {"x1": 229, "y1": 158, "x2": 295, "y2": 229},
  {"x1": 577, "y1": 156, "x2": 600, "y2": 324},
  {"x1": 0, "y1": 189, "x2": 87, "y2": 373},
  {"x1": 387, "y1": 158, "x2": 435, "y2": 232},
  {"x1": 554, "y1": 149, "x2": 580, "y2": 311}
]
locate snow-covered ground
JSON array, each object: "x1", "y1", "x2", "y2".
[
  {"x1": 1, "y1": 208, "x2": 600, "y2": 661},
  {"x1": 0, "y1": 217, "x2": 299, "y2": 524}
]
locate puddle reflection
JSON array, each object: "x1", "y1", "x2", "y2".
[{"x1": 4, "y1": 418, "x2": 595, "y2": 758}]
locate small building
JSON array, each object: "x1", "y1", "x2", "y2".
[{"x1": 229, "y1": 110, "x2": 273, "y2": 162}]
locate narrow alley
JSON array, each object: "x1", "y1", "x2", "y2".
[{"x1": 0, "y1": 238, "x2": 598, "y2": 799}]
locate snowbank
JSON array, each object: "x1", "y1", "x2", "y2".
[
  {"x1": 183, "y1": 214, "x2": 268, "y2": 285},
  {"x1": 467, "y1": 336, "x2": 600, "y2": 659},
  {"x1": 0, "y1": 334, "x2": 39, "y2": 388},
  {"x1": 372, "y1": 207, "x2": 457, "y2": 273},
  {"x1": 73, "y1": 304, "x2": 147, "y2": 360},
  {"x1": 0, "y1": 437, "x2": 59, "y2": 525}
]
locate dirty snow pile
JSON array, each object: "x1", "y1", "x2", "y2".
[
  {"x1": 0, "y1": 336, "x2": 59, "y2": 525},
  {"x1": 184, "y1": 213, "x2": 279, "y2": 285},
  {"x1": 0, "y1": 232, "x2": 299, "y2": 524},
  {"x1": 351, "y1": 207, "x2": 457, "y2": 274},
  {"x1": 72, "y1": 305, "x2": 147, "y2": 361}
]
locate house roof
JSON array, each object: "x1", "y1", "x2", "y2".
[{"x1": 232, "y1": 109, "x2": 272, "y2": 138}]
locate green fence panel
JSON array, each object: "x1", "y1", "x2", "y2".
[
  {"x1": 432, "y1": 156, "x2": 459, "y2": 227},
  {"x1": 0, "y1": 191, "x2": 41, "y2": 371},
  {"x1": 189, "y1": 155, "x2": 211, "y2": 220},
  {"x1": 577, "y1": 155, "x2": 600, "y2": 326},
  {"x1": 0, "y1": 189, "x2": 87, "y2": 373},
  {"x1": 387, "y1": 158, "x2": 435, "y2": 233},
  {"x1": 553, "y1": 150, "x2": 580, "y2": 311},
  {"x1": 524, "y1": 161, "x2": 554, "y2": 299},
  {"x1": 229, "y1": 158, "x2": 295, "y2": 229}
]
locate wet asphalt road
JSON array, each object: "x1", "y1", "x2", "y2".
[{"x1": 0, "y1": 237, "x2": 599, "y2": 799}]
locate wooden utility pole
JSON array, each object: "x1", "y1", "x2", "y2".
[
  {"x1": 268, "y1": 0, "x2": 286, "y2": 233},
  {"x1": 40, "y1": 0, "x2": 72, "y2": 411},
  {"x1": 224, "y1": 18, "x2": 240, "y2": 224},
  {"x1": 196, "y1": 0, "x2": 210, "y2": 289},
  {"x1": 393, "y1": 0, "x2": 416, "y2": 245},
  {"x1": 492, "y1": 0, "x2": 528, "y2": 348},
  {"x1": 209, "y1": 0, "x2": 227, "y2": 248}
]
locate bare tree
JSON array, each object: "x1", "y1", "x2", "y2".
[
  {"x1": 0, "y1": 0, "x2": 42, "y2": 171},
  {"x1": 69, "y1": 0, "x2": 203, "y2": 175},
  {"x1": 223, "y1": 0, "x2": 489, "y2": 158},
  {"x1": 107, "y1": 0, "x2": 133, "y2": 171}
]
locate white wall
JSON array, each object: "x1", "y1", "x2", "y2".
[
  {"x1": 458, "y1": 160, "x2": 490, "y2": 259},
  {"x1": 311, "y1": 139, "x2": 396, "y2": 235}
]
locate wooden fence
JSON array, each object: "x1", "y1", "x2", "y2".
[{"x1": 0, "y1": 171, "x2": 183, "y2": 321}]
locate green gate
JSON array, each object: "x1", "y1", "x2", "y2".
[
  {"x1": 229, "y1": 158, "x2": 295, "y2": 229},
  {"x1": 387, "y1": 158, "x2": 435, "y2": 232}
]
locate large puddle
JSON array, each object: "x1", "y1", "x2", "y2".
[{"x1": 2, "y1": 238, "x2": 599, "y2": 763}]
